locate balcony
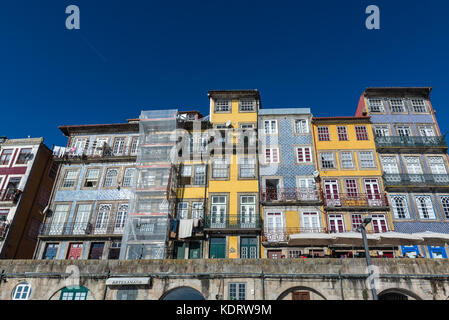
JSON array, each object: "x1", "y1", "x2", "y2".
[
  {"x1": 53, "y1": 144, "x2": 136, "y2": 163},
  {"x1": 261, "y1": 188, "x2": 321, "y2": 205},
  {"x1": 262, "y1": 227, "x2": 328, "y2": 243},
  {"x1": 38, "y1": 222, "x2": 125, "y2": 238},
  {"x1": 323, "y1": 193, "x2": 389, "y2": 211},
  {"x1": 204, "y1": 214, "x2": 261, "y2": 231},
  {"x1": 375, "y1": 136, "x2": 448, "y2": 152},
  {"x1": 0, "y1": 221, "x2": 9, "y2": 240},
  {"x1": 0, "y1": 189, "x2": 22, "y2": 204},
  {"x1": 383, "y1": 173, "x2": 449, "y2": 189}
]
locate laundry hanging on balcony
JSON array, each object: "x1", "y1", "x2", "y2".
[{"x1": 179, "y1": 219, "x2": 193, "y2": 238}]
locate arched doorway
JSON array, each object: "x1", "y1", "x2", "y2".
[
  {"x1": 160, "y1": 286, "x2": 205, "y2": 300},
  {"x1": 378, "y1": 288, "x2": 421, "y2": 300},
  {"x1": 277, "y1": 286, "x2": 326, "y2": 300}
]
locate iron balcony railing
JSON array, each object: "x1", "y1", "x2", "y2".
[
  {"x1": 38, "y1": 222, "x2": 126, "y2": 237},
  {"x1": 261, "y1": 188, "x2": 321, "y2": 203},
  {"x1": 375, "y1": 136, "x2": 448, "y2": 149},
  {"x1": 262, "y1": 227, "x2": 328, "y2": 242},
  {"x1": 0, "y1": 189, "x2": 22, "y2": 203},
  {"x1": 0, "y1": 221, "x2": 9, "y2": 240},
  {"x1": 204, "y1": 214, "x2": 261, "y2": 230},
  {"x1": 383, "y1": 173, "x2": 449, "y2": 187},
  {"x1": 53, "y1": 144, "x2": 137, "y2": 161},
  {"x1": 323, "y1": 193, "x2": 389, "y2": 208}
]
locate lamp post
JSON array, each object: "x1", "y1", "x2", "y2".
[{"x1": 357, "y1": 217, "x2": 378, "y2": 300}]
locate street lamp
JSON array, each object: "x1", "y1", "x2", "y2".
[{"x1": 357, "y1": 216, "x2": 378, "y2": 300}]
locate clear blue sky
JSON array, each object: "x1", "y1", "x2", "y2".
[{"x1": 1, "y1": 0, "x2": 448, "y2": 147}]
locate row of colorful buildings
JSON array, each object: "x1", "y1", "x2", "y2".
[{"x1": 1, "y1": 87, "x2": 448, "y2": 261}]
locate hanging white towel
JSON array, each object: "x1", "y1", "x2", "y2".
[
  {"x1": 179, "y1": 219, "x2": 193, "y2": 238},
  {"x1": 193, "y1": 219, "x2": 199, "y2": 228}
]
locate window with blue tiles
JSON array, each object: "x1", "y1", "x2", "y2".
[
  {"x1": 440, "y1": 196, "x2": 449, "y2": 219},
  {"x1": 390, "y1": 195, "x2": 410, "y2": 219}
]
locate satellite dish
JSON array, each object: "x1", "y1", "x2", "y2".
[
  {"x1": 313, "y1": 170, "x2": 320, "y2": 178},
  {"x1": 225, "y1": 120, "x2": 232, "y2": 127}
]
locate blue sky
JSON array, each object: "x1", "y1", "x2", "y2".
[{"x1": 1, "y1": 0, "x2": 448, "y2": 147}]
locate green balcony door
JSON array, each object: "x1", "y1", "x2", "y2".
[
  {"x1": 188, "y1": 241, "x2": 202, "y2": 259},
  {"x1": 209, "y1": 237, "x2": 226, "y2": 259},
  {"x1": 175, "y1": 242, "x2": 186, "y2": 259},
  {"x1": 240, "y1": 237, "x2": 258, "y2": 259}
]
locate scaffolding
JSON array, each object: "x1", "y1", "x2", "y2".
[{"x1": 120, "y1": 109, "x2": 178, "y2": 260}]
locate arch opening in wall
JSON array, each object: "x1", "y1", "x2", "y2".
[
  {"x1": 378, "y1": 288, "x2": 422, "y2": 301},
  {"x1": 160, "y1": 286, "x2": 205, "y2": 300},
  {"x1": 277, "y1": 286, "x2": 326, "y2": 300}
]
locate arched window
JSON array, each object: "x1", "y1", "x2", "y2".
[
  {"x1": 12, "y1": 282, "x2": 32, "y2": 300},
  {"x1": 104, "y1": 169, "x2": 118, "y2": 187}
]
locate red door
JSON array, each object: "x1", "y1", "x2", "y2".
[{"x1": 67, "y1": 243, "x2": 84, "y2": 260}]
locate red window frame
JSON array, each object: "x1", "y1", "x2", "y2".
[
  {"x1": 337, "y1": 126, "x2": 348, "y2": 141},
  {"x1": 355, "y1": 126, "x2": 369, "y2": 140},
  {"x1": 317, "y1": 127, "x2": 330, "y2": 141}
]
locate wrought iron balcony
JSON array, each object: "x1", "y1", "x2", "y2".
[
  {"x1": 383, "y1": 173, "x2": 449, "y2": 187},
  {"x1": 0, "y1": 189, "x2": 22, "y2": 203},
  {"x1": 323, "y1": 193, "x2": 389, "y2": 209},
  {"x1": 262, "y1": 227, "x2": 328, "y2": 243},
  {"x1": 204, "y1": 214, "x2": 261, "y2": 230},
  {"x1": 261, "y1": 188, "x2": 321, "y2": 203},
  {"x1": 38, "y1": 222, "x2": 125, "y2": 237},
  {"x1": 0, "y1": 221, "x2": 9, "y2": 240},
  {"x1": 53, "y1": 144, "x2": 137, "y2": 162},
  {"x1": 375, "y1": 136, "x2": 448, "y2": 150}
]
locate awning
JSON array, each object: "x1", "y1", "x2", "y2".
[
  {"x1": 411, "y1": 231, "x2": 449, "y2": 246},
  {"x1": 377, "y1": 232, "x2": 424, "y2": 246},
  {"x1": 106, "y1": 277, "x2": 151, "y2": 286},
  {"x1": 288, "y1": 233, "x2": 336, "y2": 246},
  {"x1": 332, "y1": 232, "x2": 380, "y2": 246}
]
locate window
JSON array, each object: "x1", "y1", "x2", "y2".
[
  {"x1": 12, "y1": 282, "x2": 32, "y2": 300},
  {"x1": 295, "y1": 119, "x2": 309, "y2": 134},
  {"x1": 239, "y1": 158, "x2": 256, "y2": 178},
  {"x1": 0, "y1": 209, "x2": 8, "y2": 221},
  {"x1": 296, "y1": 147, "x2": 312, "y2": 163},
  {"x1": 351, "y1": 214, "x2": 363, "y2": 231},
  {"x1": 104, "y1": 168, "x2": 118, "y2": 187},
  {"x1": 212, "y1": 159, "x2": 229, "y2": 178},
  {"x1": 355, "y1": 126, "x2": 369, "y2": 140},
  {"x1": 229, "y1": 283, "x2": 246, "y2": 300},
  {"x1": 337, "y1": 126, "x2": 348, "y2": 141},
  {"x1": 340, "y1": 152, "x2": 354, "y2": 169},
  {"x1": 122, "y1": 168, "x2": 136, "y2": 187},
  {"x1": 211, "y1": 196, "x2": 226, "y2": 227},
  {"x1": 88, "y1": 242, "x2": 105, "y2": 259},
  {"x1": 328, "y1": 214, "x2": 344, "y2": 233},
  {"x1": 62, "y1": 170, "x2": 78, "y2": 188},
  {"x1": 115, "y1": 204, "x2": 128, "y2": 230},
  {"x1": 345, "y1": 179, "x2": 358, "y2": 197},
  {"x1": 397, "y1": 126, "x2": 412, "y2": 137},
  {"x1": 374, "y1": 126, "x2": 390, "y2": 137},
  {"x1": 265, "y1": 148, "x2": 279, "y2": 164},
  {"x1": 73, "y1": 204, "x2": 91, "y2": 234},
  {"x1": 263, "y1": 120, "x2": 277, "y2": 134},
  {"x1": 194, "y1": 165, "x2": 206, "y2": 185},
  {"x1": 130, "y1": 137, "x2": 139, "y2": 155},
  {"x1": 215, "y1": 99, "x2": 231, "y2": 112},
  {"x1": 16, "y1": 148, "x2": 32, "y2": 164},
  {"x1": 405, "y1": 157, "x2": 423, "y2": 174},
  {"x1": 368, "y1": 98, "x2": 384, "y2": 112},
  {"x1": 0, "y1": 149, "x2": 13, "y2": 165},
  {"x1": 192, "y1": 202, "x2": 204, "y2": 219},
  {"x1": 177, "y1": 202, "x2": 189, "y2": 219},
  {"x1": 95, "y1": 204, "x2": 111, "y2": 233},
  {"x1": 93, "y1": 137, "x2": 108, "y2": 155},
  {"x1": 419, "y1": 126, "x2": 435, "y2": 137},
  {"x1": 108, "y1": 241, "x2": 121, "y2": 259},
  {"x1": 60, "y1": 286, "x2": 88, "y2": 300},
  {"x1": 180, "y1": 165, "x2": 192, "y2": 184},
  {"x1": 411, "y1": 99, "x2": 427, "y2": 113},
  {"x1": 317, "y1": 127, "x2": 330, "y2": 141},
  {"x1": 240, "y1": 196, "x2": 256, "y2": 226},
  {"x1": 302, "y1": 212, "x2": 320, "y2": 232},
  {"x1": 43, "y1": 243, "x2": 59, "y2": 259},
  {"x1": 390, "y1": 99, "x2": 405, "y2": 113},
  {"x1": 117, "y1": 286, "x2": 138, "y2": 300},
  {"x1": 73, "y1": 138, "x2": 88, "y2": 154},
  {"x1": 391, "y1": 195, "x2": 410, "y2": 219},
  {"x1": 48, "y1": 161, "x2": 58, "y2": 180},
  {"x1": 84, "y1": 168, "x2": 100, "y2": 188},
  {"x1": 289, "y1": 250, "x2": 302, "y2": 258},
  {"x1": 359, "y1": 151, "x2": 375, "y2": 168},
  {"x1": 320, "y1": 152, "x2": 335, "y2": 169},
  {"x1": 441, "y1": 196, "x2": 449, "y2": 219},
  {"x1": 49, "y1": 204, "x2": 70, "y2": 235},
  {"x1": 428, "y1": 157, "x2": 447, "y2": 174},
  {"x1": 239, "y1": 99, "x2": 255, "y2": 111},
  {"x1": 381, "y1": 156, "x2": 399, "y2": 174},
  {"x1": 371, "y1": 215, "x2": 388, "y2": 233},
  {"x1": 112, "y1": 137, "x2": 126, "y2": 155},
  {"x1": 415, "y1": 196, "x2": 436, "y2": 219}
]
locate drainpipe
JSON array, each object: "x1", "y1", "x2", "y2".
[
  {"x1": 103, "y1": 270, "x2": 110, "y2": 300},
  {"x1": 261, "y1": 271, "x2": 265, "y2": 300},
  {"x1": 339, "y1": 270, "x2": 344, "y2": 300}
]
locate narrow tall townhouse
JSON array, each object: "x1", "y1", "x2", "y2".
[
  {"x1": 0, "y1": 137, "x2": 56, "y2": 259},
  {"x1": 356, "y1": 87, "x2": 449, "y2": 258},
  {"x1": 204, "y1": 90, "x2": 261, "y2": 259},
  {"x1": 312, "y1": 116, "x2": 395, "y2": 257},
  {"x1": 258, "y1": 108, "x2": 322, "y2": 259},
  {"x1": 35, "y1": 120, "x2": 139, "y2": 260}
]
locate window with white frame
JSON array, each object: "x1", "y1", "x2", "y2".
[
  {"x1": 112, "y1": 137, "x2": 126, "y2": 155},
  {"x1": 12, "y1": 282, "x2": 32, "y2": 300},
  {"x1": 302, "y1": 212, "x2": 320, "y2": 232},
  {"x1": 419, "y1": 126, "x2": 435, "y2": 137},
  {"x1": 93, "y1": 137, "x2": 108, "y2": 155},
  {"x1": 390, "y1": 195, "x2": 410, "y2": 219},
  {"x1": 16, "y1": 148, "x2": 32, "y2": 165},
  {"x1": 381, "y1": 156, "x2": 399, "y2": 174},
  {"x1": 265, "y1": 148, "x2": 279, "y2": 164},
  {"x1": 263, "y1": 120, "x2": 277, "y2": 134},
  {"x1": 328, "y1": 214, "x2": 344, "y2": 233},
  {"x1": 73, "y1": 138, "x2": 88, "y2": 154},
  {"x1": 194, "y1": 165, "x2": 206, "y2": 185},
  {"x1": 95, "y1": 204, "x2": 111, "y2": 232},
  {"x1": 181, "y1": 165, "x2": 192, "y2": 184},
  {"x1": 359, "y1": 151, "x2": 375, "y2": 168},
  {"x1": 340, "y1": 152, "x2": 354, "y2": 169},
  {"x1": 411, "y1": 99, "x2": 427, "y2": 113},
  {"x1": 440, "y1": 196, "x2": 449, "y2": 219},
  {"x1": 0, "y1": 149, "x2": 13, "y2": 165},
  {"x1": 368, "y1": 98, "x2": 384, "y2": 112},
  {"x1": 62, "y1": 170, "x2": 78, "y2": 188},
  {"x1": 288, "y1": 249, "x2": 302, "y2": 258},
  {"x1": 351, "y1": 214, "x2": 363, "y2": 231},
  {"x1": 428, "y1": 157, "x2": 447, "y2": 174},
  {"x1": 192, "y1": 202, "x2": 204, "y2": 219},
  {"x1": 50, "y1": 204, "x2": 70, "y2": 234},
  {"x1": 296, "y1": 147, "x2": 312, "y2": 163},
  {"x1": 337, "y1": 126, "x2": 348, "y2": 141},
  {"x1": 405, "y1": 156, "x2": 423, "y2": 174},
  {"x1": 239, "y1": 99, "x2": 255, "y2": 111},
  {"x1": 297, "y1": 178, "x2": 315, "y2": 190},
  {"x1": 212, "y1": 159, "x2": 229, "y2": 178},
  {"x1": 239, "y1": 157, "x2": 256, "y2": 178},
  {"x1": 240, "y1": 196, "x2": 256, "y2": 225},
  {"x1": 229, "y1": 283, "x2": 246, "y2": 300},
  {"x1": 374, "y1": 125, "x2": 390, "y2": 137},
  {"x1": 211, "y1": 196, "x2": 226, "y2": 225},
  {"x1": 73, "y1": 204, "x2": 91, "y2": 234},
  {"x1": 115, "y1": 204, "x2": 128, "y2": 230},
  {"x1": 130, "y1": 137, "x2": 139, "y2": 155},
  {"x1": 215, "y1": 99, "x2": 231, "y2": 112},
  {"x1": 295, "y1": 119, "x2": 309, "y2": 134},
  {"x1": 415, "y1": 196, "x2": 436, "y2": 219},
  {"x1": 397, "y1": 126, "x2": 412, "y2": 137},
  {"x1": 390, "y1": 99, "x2": 405, "y2": 113},
  {"x1": 344, "y1": 179, "x2": 358, "y2": 197},
  {"x1": 84, "y1": 168, "x2": 100, "y2": 188},
  {"x1": 177, "y1": 202, "x2": 189, "y2": 219},
  {"x1": 122, "y1": 168, "x2": 136, "y2": 187},
  {"x1": 320, "y1": 152, "x2": 335, "y2": 169},
  {"x1": 317, "y1": 127, "x2": 330, "y2": 141},
  {"x1": 104, "y1": 168, "x2": 118, "y2": 187},
  {"x1": 371, "y1": 214, "x2": 388, "y2": 233}
]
